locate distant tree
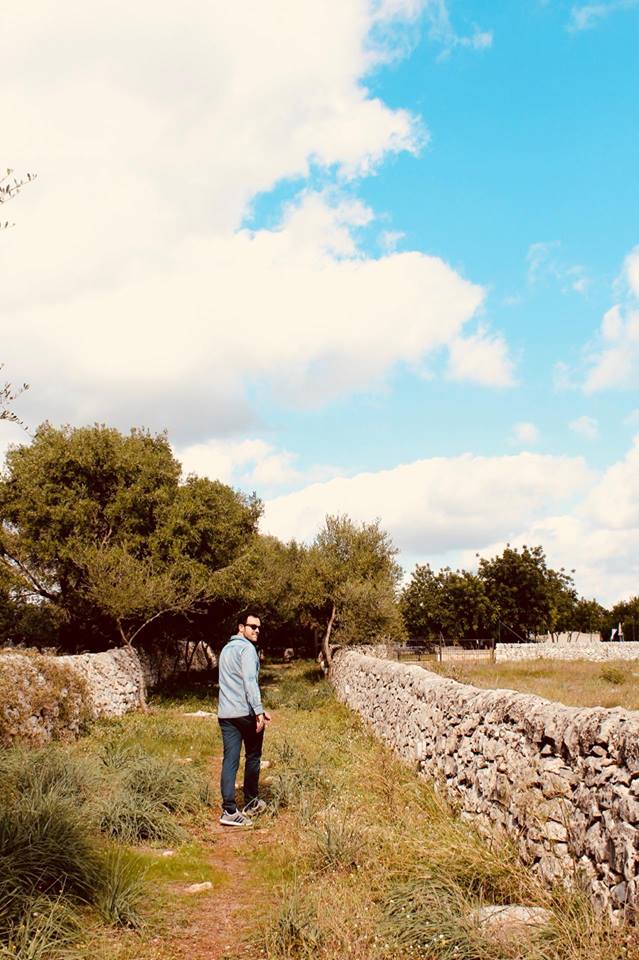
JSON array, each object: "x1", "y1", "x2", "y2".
[
  {"x1": 478, "y1": 545, "x2": 576, "y2": 641},
  {"x1": 300, "y1": 514, "x2": 405, "y2": 666},
  {"x1": 545, "y1": 567, "x2": 579, "y2": 639},
  {"x1": 606, "y1": 596, "x2": 639, "y2": 642},
  {"x1": 401, "y1": 564, "x2": 495, "y2": 640},
  {"x1": 572, "y1": 597, "x2": 608, "y2": 635},
  {"x1": 400, "y1": 564, "x2": 441, "y2": 637}
]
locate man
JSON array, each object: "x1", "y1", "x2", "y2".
[{"x1": 217, "y1": 612, "x2": 271, "y2": 826}]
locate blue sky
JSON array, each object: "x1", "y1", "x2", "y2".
[
  {"x1": 252, "y1": 0, "x2": 639, "y2": 473},
  {"x1": 1, "y1": 0, "x2": 638, "y2": 603}
]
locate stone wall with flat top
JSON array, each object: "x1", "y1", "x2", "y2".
[
  {"x1": 496, "y1": 641, "x2": 639, "y2": 662},
  {"x1": 331, "y1": 648, "x2": 639, "y2": 920}
]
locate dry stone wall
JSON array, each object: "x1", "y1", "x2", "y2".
[
  {"x1": 0, "y1": 640, "x2": 216, "y2": 745},
  {"x1": 496, "y1": 641, "x2": 639, "y2": 662},
  {"x1": 59, "y1": 647, "x2": 147, "y2": 718},
  {"x1": 331, "y1": 649, "x2": 639, "y2": 919}
]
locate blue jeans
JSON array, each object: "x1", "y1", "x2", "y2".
[{"x1": 219, "y1": 716, "x2": 264, "y2": 813}]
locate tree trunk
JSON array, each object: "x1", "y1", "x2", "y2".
[{"x1": 322, "y1": 602, "x2": 336, "y2": 669}]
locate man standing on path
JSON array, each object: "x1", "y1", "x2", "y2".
[{"x1": 217, "y1": 612, "x2": 271, "y2": 826}]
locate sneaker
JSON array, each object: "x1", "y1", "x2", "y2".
[
  {"x1": 219, "y1": 809, "x2": 252, "y2": 827},
  {"x1": 242, "y1": 798, "x2": 268, "y2": 816}
]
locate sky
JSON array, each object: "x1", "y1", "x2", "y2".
[{"x1": 1, "y1": 0, "x2": 638, "y2": 605}]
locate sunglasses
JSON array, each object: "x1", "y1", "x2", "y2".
[{"x1": 245, "y1": 624, "x2": 261, "y2": 631}]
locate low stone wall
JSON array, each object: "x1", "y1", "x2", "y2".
[
  {"x1": 0, "y1": 651, "x2": 92, "y2": 747},
  {"x1": 0, "y1": 640, "x2": 216, "y2": 745},
  {"x1": 496, "y1": 641, "x2": 639, "y2": 662},
  {"x1": 331, "y1": 649, "x2": 639, "y2": 919},
  {"x1": 59, "y1": 647, "x2": 147, "y2": 718}
]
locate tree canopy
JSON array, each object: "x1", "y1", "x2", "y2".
[
  {"x1": 0, "y1": 424, "x2": 261, "y2": 651},
  {"x1": 401, "y1": 545, "x2": 607, "y2": 642}
]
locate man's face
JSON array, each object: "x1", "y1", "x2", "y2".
[{"x1": 240, "y1": 617, "x2": 261, "y2": 644}]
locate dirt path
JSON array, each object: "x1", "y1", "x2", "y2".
[{"x1": 166, "y1": 760, "x2": 273, "y2": 960}]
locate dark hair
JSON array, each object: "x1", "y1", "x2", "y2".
[{"x1": 239, "y1": 610, "x2": 261, "y2": 627}]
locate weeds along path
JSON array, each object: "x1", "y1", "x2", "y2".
[{"x1": 85, "y1": 662, "x2": 637, "y2": 960}]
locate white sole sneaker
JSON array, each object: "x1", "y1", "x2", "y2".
[{"x1": 219, "y1": 811, "x2": 252, "y2": 827}]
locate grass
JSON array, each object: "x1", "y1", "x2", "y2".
[
  {"x1": 249, "y1": 662, "x2": 638, "y2": 960},
  {"x1": 3, "y1": 660, "x2": 638, "y2": 960},
  {"x1": 0, "y1": 690, "x2": 221, "y2": 959},
  {"x1": 427, "y1": 658, "x2": 639, "y2": 710}
]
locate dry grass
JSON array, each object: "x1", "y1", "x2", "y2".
[
  {"x1": 251, "y1": 663, "x2": 638, "y2": 960},
  {"x1": 427, "y1": 658, "x2": 639, "y2": 711}
]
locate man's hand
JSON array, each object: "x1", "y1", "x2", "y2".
[{"x1": 256, "y1": 711, "x2": 271, "y2": 733}]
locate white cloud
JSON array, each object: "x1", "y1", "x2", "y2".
[
  {"x1": 177, "y1": 437, "x2": 300, "y2": 489},
  {"x1": 568, "y1": 0, "x2": 639, "y2": 32},
  {"x1": 422, "y1": 1, "x2": 493, "y2": 56},
  {"x1": 176, "y1": 435, "x2": 340, "y2": 494},
  {"x1": 446, "y1": 328, "x2": 515, "y2": 387},
  {"x1": 262, "y1": 432, "x2": 639, "y2": 605},
  {"x1": 624, "y1": 246, "x2": 639, "y2": 298},
  {"x1": 582, "y1": 434, "x2": 639, "y2": 529},
  {"x1": 378, "y1": 229, "x2": 405, "y2": 252},
  {"x1": 584, "y1": 244, "x2": 639, "y2": 393},
  {"x1": 0, "y1": 2, "x2": 512, "y2": 443},
  {"x1": 461, "y1": 433, "x2": 639, "y2": 605},
  {"x1": 569, "y1": 415, "x2": 598, "y2": 440},
  {"x1": 511, "y1": 422, "x2": 540, "y2": 446},
  {"x1": 3, "y1": 190, "x2": 510, "y2": 440},
  {"x1": 263, "y1": 451, "x2": 590, "y2": 553}
]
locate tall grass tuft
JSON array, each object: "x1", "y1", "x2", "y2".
[
  {"x1": 382, "y1": 874, "x2": 512, "y2": 960},
  {"x1": 0, "y1": 896, "x2": 80, "y2": 960},
  {"x1": 100, "y1": 790, "x2": 186, "y2": 844},
  {"x1": 265, "y1": 886, "x2": 324, "y2": 960},
  {"x1": 97, "y1": 747, "x2": 203, "y2": 843},
  {"x1": 0, "y1": 783, "x2": 101, "y2": 907},
  {"x1": 311, "y1": 809, "x2": 365, "y2": 871},
  {"x1": 266, "y1": 738, "x2": 331, "y2": 813},
  {"x1": 95, "y1": 847, "x2": 146, "y2": 929}
]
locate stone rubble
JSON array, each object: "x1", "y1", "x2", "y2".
[{"x1": 331, "y1": 648, "x2": 639, "y2": 921}]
